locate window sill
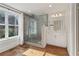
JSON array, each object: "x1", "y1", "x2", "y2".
[
  {"x1": 0, "y1": 38, "x2": 6, "y2": 41},
  {"x1": 0, "y1": 36, "x2": 19, "y2": 42},
  {"x1": 8, "y1": 36, "x2": 19, "y2": 39}
]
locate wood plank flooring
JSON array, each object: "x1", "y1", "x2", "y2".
[
  {"x1": 0, "y1": 44, "x2": 69, "y2": 56},
  {"x1": 77, "y1": 52, "x2": 79, "y2": 56}
]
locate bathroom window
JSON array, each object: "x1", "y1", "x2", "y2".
[
  {"x1": 0, "y1": 11, "x2": 5, "y2": 38},
  {"x1": 0, "y1": 8, "x2": 19, "y2": 39},
  {"x1": 8, "y1": 15, "x2": 18, "y2": 37},
  {"x1": 8, "y1": 15, "x2": 15, "y2": 25},
  {"x1": 0, "y1": 25, "x2": 5, "y2": 38}
]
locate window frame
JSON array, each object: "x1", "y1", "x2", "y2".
[
  {"x1": 0, "y1": 7, "x2": 19, "y2": 40},
  {"x1": 0, "y1": 10, "x2": 6, "y2": 39},
  {"x1": 8, "y1": 13, "x2": 19, "y2": 37}
]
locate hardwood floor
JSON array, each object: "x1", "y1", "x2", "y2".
[
  {"x1": 0, "y1": 44, "x2": 69, "y2": 56},
  {"x1": 77, "y1": 52, "x2": 79, "y2": 56}
]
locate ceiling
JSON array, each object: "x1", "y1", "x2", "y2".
[{"x1": 5, "y1": 3, "x2": 70, "y2": 15}]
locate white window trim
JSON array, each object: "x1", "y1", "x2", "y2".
[{"x1": 0, "y1": 7, "x2": 19, "y2": 40}]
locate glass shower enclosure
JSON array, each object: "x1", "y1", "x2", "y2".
[
  {"x1": 28, "y1": 18, "x2": 41, "y2": 44},
  {"x1": 24, "y1": 14, "x2": 48, "y2": 47}
]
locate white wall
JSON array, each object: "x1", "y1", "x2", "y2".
[
  {"x1": 66, "y1": 4, "x2": 76, "y2": 56},
  {"x1": 65, "y1": 6, "x2": 72, "y2": 56},
  {"x1": 0, "y1": 37, "x2": 19, "y2": 53}
]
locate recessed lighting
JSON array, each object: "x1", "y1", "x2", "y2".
[{"x1": 49, "y1": 5, "x2": 52, "y2": 7}]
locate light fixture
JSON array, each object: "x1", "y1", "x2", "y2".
[
  {"x1": 55, "y1": 14, "x2": 58, "y2": 17},
  {"x1": 49, "y1": 4, "x2": 52, "y2": 7},
  {"x1": 51, "y1": 13, "x2": 62, "y2": 18},
  {"x1": 59, "y1": 13, "x2": 62, "y2": 16}
]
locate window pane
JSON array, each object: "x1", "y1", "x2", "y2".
[
  {"x1": 15, "y1": 26, "x2": 18, "y2": 35},
  {"x1": 15, "y1": 16, "x2": 18, "y2": 25},
  {"x1": 8, "y1": 15, "x2": 15, "y2": 25},
  {"x1": 0, "y1": 25, "x2": 5, "y2": 38},
  {"x1": 9, "y1": 26, "x2": 15, "y2": 37},
  {"x1": 0, "y1": 11, "x2": 5, "y2": 24}
]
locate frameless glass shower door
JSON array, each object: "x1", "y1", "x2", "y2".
[
  {"x1": 28, "y1": 18, "x2": 41, "y2": 44},
  {"x1": 24, "y1": 14, "x2": 48, "y2": 46},
  {"x1": 27, "y1": 17, "x2": 42, "y2": 45}
]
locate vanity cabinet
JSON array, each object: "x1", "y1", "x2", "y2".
[{"x1": 46, "y1": 14, "x2": 67, "y2": 48}]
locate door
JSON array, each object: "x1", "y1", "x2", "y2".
[{"x1": 27, "y1": 18, "x2": 41, "y2": 44}]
